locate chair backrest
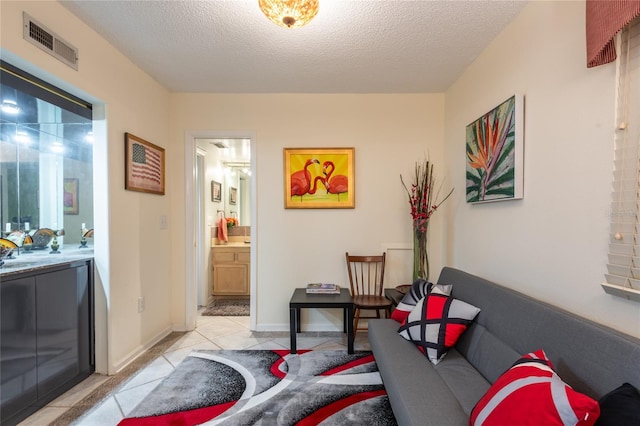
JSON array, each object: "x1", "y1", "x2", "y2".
[{"x1": 345, "y1": 252, "x2": 386, "y2": 297}]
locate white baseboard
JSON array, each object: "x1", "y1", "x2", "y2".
[{"x1": 110, "y1": 325, "x2": 173, "y2": 374}]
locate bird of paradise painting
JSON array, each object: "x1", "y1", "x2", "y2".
[
  {"x1": 284, "y1": 147, "x2": 355, "y2": 209},
  {"x1": 466, "y1": 95, "x2": 524, "y2": 203}
]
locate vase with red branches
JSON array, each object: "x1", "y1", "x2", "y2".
[{"x1": 401, "y1": 159, "x2": 453, "y2": 280}]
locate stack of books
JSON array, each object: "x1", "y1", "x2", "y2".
[{"x1": 306, "y1": 283, "x2": 340, "y2": 294}]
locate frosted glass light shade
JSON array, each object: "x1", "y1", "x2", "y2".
[{"x1": 258, "y1": 0, "x2": 319, "y2": 29}]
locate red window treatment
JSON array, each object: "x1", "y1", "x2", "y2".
[{"x1": 586, "y1": 0, "x2": 640, "y2": 67}]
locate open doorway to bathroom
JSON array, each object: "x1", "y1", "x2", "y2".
[{"x1": 194, "y1": 137, "x2": 252, "y2": 315}]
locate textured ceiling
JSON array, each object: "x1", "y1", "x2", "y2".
[{"x1": 60, "y1": 0, "x2": 528, "y2": 93}]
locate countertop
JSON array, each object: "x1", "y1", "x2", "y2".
[
  {"x1": 212, "y1": 242, "x2": 251, "y2": 248},
  {"x1": 211, "y1": 236, "x2": 251, "y2": 247},
  {"x1": 1, "y1": 245, "x2": 94, "y2": 277}
]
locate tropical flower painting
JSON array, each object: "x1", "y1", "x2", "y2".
[
  {"x1": 466, "y1": 95, "x2": 524, "y2": 203},
  {"x1": 284, "y1": 147, "x2": 355, "y2": 209}
]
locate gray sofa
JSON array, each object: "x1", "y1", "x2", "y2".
[{"x1": 368, "y1": 267, "x2": 640, "y2": 426}]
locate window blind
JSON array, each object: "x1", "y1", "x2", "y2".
[{"x1": 604, "y1": 17, "x2": 640, "y2": 302}]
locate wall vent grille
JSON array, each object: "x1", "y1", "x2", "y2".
[{"x1": 23, "y1": 12, "x2": 78, "y2": 70}]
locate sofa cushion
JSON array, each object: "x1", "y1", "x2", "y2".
[
  {"x1": 595, "y1": 382, "x2": 640, "y2": 426},
  {"x1": 368, "y1": 318, "x2": 471, "y2": 426},
  {"x1": 398, "y1": 290, "x2": 480, "y2": 365},
  {"x1": 433, "y1": 348, "x2": 491, "y2": 415},
  {"x1": 390, "y1": 279, "x2": 452, "y2": 323},
  {"x1": 470, "y1": 349, "x2": 600, "y2": 426}
]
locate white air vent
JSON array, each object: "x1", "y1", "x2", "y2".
[
  {"x1": 23, "y1": 12, "x2": 78, "y2": 70},
  {"x1": 212, "y1": 141, "x2": 229, "y2": 149}
]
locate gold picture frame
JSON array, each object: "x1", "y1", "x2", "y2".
[
  {"x1": 125, "y1": 132, "x2": 165, "y2": 195},
  {"x1": 284, "y1": 147, "x2": 355, "y2": 209}
]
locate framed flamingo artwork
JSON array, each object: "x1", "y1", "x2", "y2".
[
  {"x1": 284, "y1": 147, "x2": 355, "y2": 209},
  {"x1": 466, "y1": 94, "x2": 524, "y2": 203}
]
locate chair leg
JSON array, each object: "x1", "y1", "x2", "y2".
[{"x1": 354, "y1": 308, "x2": 361, "y2": 338}]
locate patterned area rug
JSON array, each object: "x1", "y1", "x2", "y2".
[
  {"x1": 118, "y1": 350, "x2": 397, "y2": 425},
  {"x1": 201, "y1": 298, "x2": 250, "y2": 316}
]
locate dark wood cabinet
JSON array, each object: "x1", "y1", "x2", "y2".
[
  {"x1": 0, "y1": 277, "x2": 37, "y2": 424},
  {"x1": 0, "y1": 259, "x2": 94, "y2": 426}
]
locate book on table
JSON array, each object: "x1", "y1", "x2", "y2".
[{"x1": 306, "y1": 283, "x2": 340, "y2": 294}]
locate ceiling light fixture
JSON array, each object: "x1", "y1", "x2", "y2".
[
  {"x1": 1, "y1": 100, "x2": 20, "y2": 114},
  {"x1": 51, "y1": 141, "x2": 64, "y2": 154},
  {"x1": 258, "y1": 0, "x2": 319, "y2": 29},
  {"x1": 15, "y1": 131, "x2": 30, "y2": 144}
]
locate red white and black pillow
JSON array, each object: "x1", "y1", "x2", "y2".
[
  {"x1": 470, "y1": 349, "x2": 600, "y2": 426},
  {"x1": 390, "y1": 279, "x2": 453, "y2": 323},
  {"x1": 397, "y1": 288, "x2": 480, "y2": 365}
]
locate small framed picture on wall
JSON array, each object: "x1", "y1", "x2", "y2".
[
  {"x1": 229, "y1": 187, "x2": 237, "y2": 205},
  {"x1": 211, "y1": 180, "x2": 222, "y2": 202}
]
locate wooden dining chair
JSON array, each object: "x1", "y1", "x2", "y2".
[{"x1": 345, "y1": 252, "x2": 393, "y2": 336}]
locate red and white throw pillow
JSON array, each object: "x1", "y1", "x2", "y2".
[
  {"x1": 390, "y1": 279, "x2": 452, "y2": 323},
  {"x1": 470, "y1": 349, "x2": 600, "y2": 426},
  {"x1": 397, "y1": 289, "x2": 480, "y2": 365}
]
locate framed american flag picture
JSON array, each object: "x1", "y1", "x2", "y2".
[{"x1": 125, "y1": 132, "x2": 165, "y2": 195}]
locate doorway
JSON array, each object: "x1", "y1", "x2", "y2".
[{"x1": 184, "y1": 131, "x2": 256, "y2": 331}]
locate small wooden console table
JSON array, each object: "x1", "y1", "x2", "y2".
[{"x1": 289, "y1": 288, "x2": 354, "y2": 354}]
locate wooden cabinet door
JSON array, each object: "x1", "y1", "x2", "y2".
[
  {"x1": 213, "y1": 263, "x2": 248, "y2": 295},
  {"x1": 212, "y1": 247, "x2": 250, "y2": 295}
]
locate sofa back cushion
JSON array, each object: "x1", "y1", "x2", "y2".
[{"x1": 438, "y1": 267, "x2": 640, "y2": 399}]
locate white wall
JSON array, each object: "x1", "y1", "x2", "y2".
[
  {"x1": 444, "y1": 1, "x2": 640, "y2": 337},
  {"x1": 169, "y1": 94, "x2": 447, "y2": 331},
  {"x1": 1, "y1": 1, "x2": 173, "y2": 373}
]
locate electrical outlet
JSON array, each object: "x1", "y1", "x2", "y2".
[
  {"x1": 160, "y1": 215, "x2": 168, "y2": 229},
  {"x1": 138, "y1": 296, "x2": 145, "y2": 313}
]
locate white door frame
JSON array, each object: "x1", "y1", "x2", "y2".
[{"x1": 184, "y1": 130, "x2": 256, "y2": 330}]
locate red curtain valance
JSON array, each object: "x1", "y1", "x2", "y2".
[{"x1": 586, "y1": 0, "x2": 640, "y2": 67}]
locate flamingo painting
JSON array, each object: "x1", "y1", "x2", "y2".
[
  {"x1": 290, "y1": 159, "x2": 319, "y2": 200},
  {"x1": 284, "y1": 148, "x2": 354, "y2": 209},
  {"x1": 322, "y1": 161, "x2": 348, "y2": 200}
]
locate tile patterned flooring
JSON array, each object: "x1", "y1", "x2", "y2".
[{"x1": 18, "y1": 314, "x2": 371, "y2": 426}]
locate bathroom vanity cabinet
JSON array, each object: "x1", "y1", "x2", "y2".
[
  {"x1": 0, "y1": 258, "x2": 94, "y2": 426},
  {"x1": 212, "y1": 245, "x2": 250, "y2": 295}
]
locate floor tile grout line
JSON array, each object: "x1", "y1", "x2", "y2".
[{"x1": 112, "y1": 395, "x2": 126, "y2": 421}]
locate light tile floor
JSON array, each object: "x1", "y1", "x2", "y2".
[{"x1": 18, "y1": 314, "x2": 370, "y2": 426}]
